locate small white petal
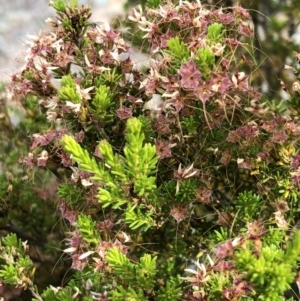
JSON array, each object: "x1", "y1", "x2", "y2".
[
  {"x1": 66, "y1": 101, "x2": 81, "y2": 112},
  {"x1": 237, "y1": 158, "x2": 244, "y2": 164},
  {"x1": 184, "y1": 268, "x2": 199, "y2": 275},
  {"x1": 207, "y1": 254, "x2": 214, "y2": 267},
  {"x1": 121, "y1": 231, "x2": 132, "y2": 243},
  {"x1": 124, "y1": 73, "x2": 134, "y2": 83},
  {"x1": 232, "y1": 237, "x2": 241, "y2": 247},
  {"x1": 81, "y1": 179, "x2": 93, "y2": 187},
  {"x1": 78, "y1": 251, "x2": 95, "y2": 260},
  {"x1": 63, "y1": 247, "x2": 77, "y2": 253},
  {"x1": 110, "y1": 51, "x2": 120, "y2": 62}
]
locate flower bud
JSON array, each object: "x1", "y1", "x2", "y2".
[{"x1": 292, "y1": 81, "x2": 300, "y2": 94}]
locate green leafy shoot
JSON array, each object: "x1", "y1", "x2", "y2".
[
  {"x1": 51, "y1": 0, "x2": 66, "y2": 12},
  {"x1": 106, "y1": 247, "x2": 157, "y2": 290},
  {"x1": 195, "y1": 47, "x2": 215, "y2": 78},
  {"x1": 125, "y1": 205, "x2": 155, "y2": 231},
  {"x1": 235, "y1": 232, "x2": 300, "y2": 301},
  {"x1": 60, "y1": 135, "x2": 111, "y2": 184},
  {"x1": 58, "y1": 75, "x2": 82, "y2": 103},
  {"x1": 166, "y1": 37, "x2": 190, "y2": 62},
  {"x1": 77, "y1": 214, "x2": 100, "y2": 245},
  {"x1": 235, "y1": 191, "x2": 262, "y2": 221},
  {"x1": 91, "y1": 85, "x2": 114, "y2": 117},
  {"x1": 123, "y1": 117, "x2": 159, "y2": 196},
  {"x1": 0, "y1": 234, "x2": 35, "y2": 289},
  {"x1": 207, "y1": 23, "x2": 225, "y2": 44}
]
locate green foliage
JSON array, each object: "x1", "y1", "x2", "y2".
[
  {"x1": 58, "y1": 183, "x2": 85, "y2": 206},
  {"x1": 0, "y1": 85, "x2": 65, "y2": 299},
  {"x1": 110, "y1": 286, "x2": 148, "y2": 301},
  {"x1": 125, "y1": 206, "x2": 155, "y2": 230},
  {"x1": 211, "y1": 227, "x2": 230, "y2": 243},
  {"x1": 147, "y1": 0, "x2": 160, "y2": 9},
  {"x1": 106, "y1": 247, "x2": 157, "y2": 288},
  {"x1": 181, "y1": 116, "x2": 199, "y2": 136},
  {"x1": 51, "y1": 0, "x2": 68, "y2": 12},
  {"x1": 235, "y1": 232, "x2": 300, "y2": 300},
  {"x1": 59, "y1": 75, "x2": 82, "y2": 103},
  {"x1": 207, "y1": 23, "x2": 225, "y2": 44},
  {"x1": 123, "y1": 117, "x2": 158, "y2": 196},
  {"x1": 61, "y1": 135, "x2": 105, "y2": 177},
  {"x1": 267, "y1": 99, "x2": 288, "y2": 115},
  {"x1": 0, "y1": 234, "x2": 35, "y2": 288},
  {"x1": 195, "y1": 47, "x2": 215, "y2": 78},
  {"x1": 77, "y1": 214, "x2": 100, "y2": 245},
  {"x1": 3, "y1": 0, "x2": 300, "y2": 300},
  {"x1": 106, "y1": 248, "x2": 181, "y2": 300},
  {"x1": 235, "y1": 191, "x2": 263, "y2": 221},
  {"x1": 91, "y1": 84, "x2": 114, "y2": 118},
  {"x1": 61, "y1": 117, "x2": 158, "y2": 230},
  {"x1": 165, "y1": 37, "x2": 190, "y2": 67},
  {"x1": 156, "y1": 277, "x2": 181, "y2": 301}
]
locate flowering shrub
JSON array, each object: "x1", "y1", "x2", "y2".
[
  {"x1": 2, "y1": 0, "x2": 300, "y2": 300},
  {"x1": 0, "y1": 86, "x2": 67, "y2": 300}
]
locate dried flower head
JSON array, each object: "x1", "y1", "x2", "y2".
[
  {"x1": 183, "y1": 259, "x2": 210, "y2": 286},
  {"x1": 275, "y1": 200, "x2": 290, "y2": 213},
  {"x1": 247, "y1": 220, "x2": 266, "y2": 239},
  {"x1": 216, "y1": 240, "x2": 234, "y2": 259}
]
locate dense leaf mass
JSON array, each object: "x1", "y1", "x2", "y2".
[{"x1": 2, "y1": 0, "x2": 300, "y2": 300}]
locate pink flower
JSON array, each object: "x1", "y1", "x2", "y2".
[
  {"x1": 232, "y1": 72, "x2": 249, "y2": 91},
  {"x1": 37, "y1": 150, "x2": 49, "y2": 167},
  {"x1": 209, "y1": 72, "x2": 232, "y2": 93},
  {"x1": 239, "y1": 22, "x2": 254, "y2": 37},
  {"x1": 271, "y1": 130, "x2": 288, "y2": 144},
  {"x1": 233, "y1": 6, "x2": 251, "y2": 19},
  {"x1": 216, "y1": 240, "x2": 234, "y2": 259},
  {"x1": 179, "y1": 60, "x2": 202, "y2": 89},
  {"x1": 194, "y1": 80, "x2": 215, "y2": 103},
  {"x1": 155, "y1": 140, "x2": 173, "y2": 158},
  {"x1": 170, "y1": 205, "x2": 189, "y2": 223},
  {"x1": 116, "y1": 106, "x2": 132, "y2": 120}
]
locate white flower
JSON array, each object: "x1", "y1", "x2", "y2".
[
  {"x1": 183, "y1": 259, "x2": 210, "y2": 283},
  {"x1": 125, "y1": 73, "x2": 134, "y2": 84},
  {"x1": 81, "y1": 179, "x2": 93, "y2": 187},
  {"x1": 52, "y1": 38, "x2": 64, "y2": 53},
  {"x1": 66, "y1": 101, "x2": 81, "y2": 113},
  {"x1": 237, "y1": 158, "x2": 244, "y2": 165},
  {"x1": 77, "y1": 85, "x2": 94, "y2": 101},
  {"x1": 49, "y1": 285, "x2": 62, "y2": 294},
  {"x1": 162, "y1": 91, "x2": 179, "y2": 98},
  {"x1": 232, "y1": 236, "x2": 242, "y2": 247},
  {"x1": 72, "y1": 287, "x2": 81, "y2": 298},
  {"x1": 144, "y1": 94, "x2": 163, "y2": 111},
  {"x1": 128, "y1": 5, "x2": 143, "y2": 22},
  {"x1": 110, "y1": 50, "x2": 120, "y2": 62},
  {"x1": 46, "y1": 111, "x2": 58, "y2": 121},
  {"x1": 70, "y1": 167, "x2": 80, "y2": 182},
  {"x1": 206, "y1": 254, "x2": 214, "y2": 267},
  {"x1": 44, "y1": 96, "x2": 59, "y2": 110},
  {"x1": 274, "y1": 211, "x2": 288, "y2": 229}
]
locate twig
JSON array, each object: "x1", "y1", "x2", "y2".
[{"x1": 29, "y1": 283, "x2": 44, "y2": 301}]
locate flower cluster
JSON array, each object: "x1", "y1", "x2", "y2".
[{"x1": 4, "y1": 0, "x2": 300, "y2": 300}]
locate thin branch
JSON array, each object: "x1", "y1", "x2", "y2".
[{"x1": 29, "y1": 285, "x2": 44, "y2": 301}]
